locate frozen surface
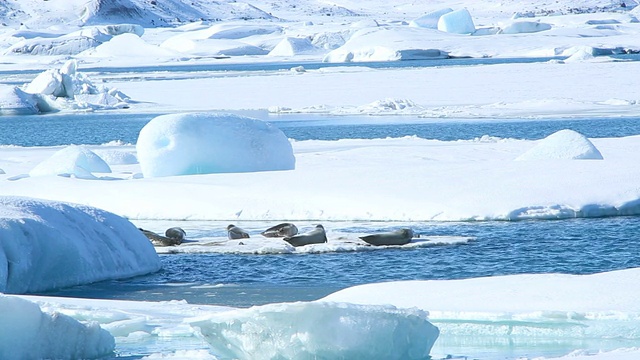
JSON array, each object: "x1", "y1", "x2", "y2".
[
  {"x1": 515, "y1": 129, "x2": 604, "y2": 160},
  {"x1": 136, "y1": 113, "x2": 295, "y2": 178},
  {"x1": 0, "y1": 196, "x2": 160, "y2": 293},
  {"x1": 0, "y1": 294, "x2": 114, "y2": 359}
]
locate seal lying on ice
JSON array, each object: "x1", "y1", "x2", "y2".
[
  {"x1": 227, "y1": 224, "x2": 250, "y2": 239},
  {"x1": 139, "y1": 227, "x2": 186, "y2": 246},
  {"x1": 359, "y1": 228, "x2": 414, "y2": 246},
  {"x1": 283, "y1": 224, "x2": 327, "y2": 247},
  {"x1": 261, "y1": 223, "x2": 298, "y2": 238}
]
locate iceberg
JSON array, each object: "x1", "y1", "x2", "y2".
[{"x1": 516, "y1": 129, "x2": 604, "y2": 160}]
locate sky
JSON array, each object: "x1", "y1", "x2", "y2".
[{"x1": 1, "y1": 0, "x2": 640, "y2": 359}]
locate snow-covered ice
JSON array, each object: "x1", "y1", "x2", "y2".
[
  {"x1": 29, "y1": 145, "x2": 112, "y2": 179},
  {"x1": 0, "y1": 196, "x2": 160, "y2": 293}
]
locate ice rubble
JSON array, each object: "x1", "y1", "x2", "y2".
[
  {"x1": 0, "y1": 294, "x2": 115, "y2": 359},
  {"x1": 0, "y1": 59, "x2": 131, "y2": 114},
  {"x1": 136, "y1": 112, "x2": 295, "y2": 178},
  {"x1": 0, "y1": 196, "x2": 160, "y2": 293}
]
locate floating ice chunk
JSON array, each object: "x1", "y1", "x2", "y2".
[
  {"x1": 190, "y1": 301, "x2": 439, "y2": 360},
  {"x1": 29, "y1": 145, "x2": 112, "y2": 178},
  {"x1": 409, "y1": 8, "x2": 453, "y2": 29},
  {"x1": 499, "y1": 21, "x2": 552, "y2": 34},
  {"x1": 0, "y1": 86, "x2": 39, "y2": 115},
  {"x1": 0, "y1": 196, "x2": 160, "y2": 293},
  {"x1": 515, "y1": 129, "x2": 603, "y2": 160},
  {"x1": 268, "y1": 37, "x2": 318, "y2": 56},
  {"x1": 136, "y1": 112, "x2": 295, "y2": 178},
  {"x1": 0, "y1": 294, "x2": 115, "y2": 359},
  {"x1": 437, "y1": 8, "x2": 475, "y2": 34}
]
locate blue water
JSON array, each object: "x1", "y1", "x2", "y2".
[
  {"x1": 41, "y1": 217, "x2": 640, "y2": 308},
  {"x1": 2, "y1": 112, "x2": 640, "y2": 146}
]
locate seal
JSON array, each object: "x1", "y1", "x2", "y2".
[
  {"x1": 227, "y1": 224, "x2": 250, "y2": 239},
  {"x1": 261, "y1": 223, "x2": 299, "y2": 238},
  {"x1": 165, "y1": 227, "x2": 186, "y2": 241},
  {"x1": 359, "y1": 228, "x2": 414, "y2": 246},
  {"x1": 283, "y1": 224, "x2": 327, "y2": 247},
  {"x1": 139, "y1": 227, "x2": 185, "y2": 247}
]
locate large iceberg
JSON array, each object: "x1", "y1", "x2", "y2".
[
  {"x1": 437, "y1": 8, "x2": 476, "y2": 34},
  {"x1": 0, "y1": 294, "x2": 114, "y2": 359},
  {"x1": 409, "y1": 8, "x2": 454, "y2": 29},
  {"x1": 136, "y1": 112, "x2": 295, "y2": 178},
  {"x1": 191, "y1": 301, "x2": 439, "y2": 360},
  {"x1": 0, "y1": 196, "x2": 160, "y2": 293}
]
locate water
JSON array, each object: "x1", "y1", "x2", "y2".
[{"x1": 2, "y1": 111, "x2": 640, "y2": 146}]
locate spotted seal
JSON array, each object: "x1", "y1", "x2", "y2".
[
  {"x1": 359, "y1": 228, "x2": 414, "y2": 246},
  {"x1": 227, "y1": 224, "x2": 250, "y2": 239},
  {"x1": 261, "y1": 223, "x2": 299, "y2": 238},
  {"x1": 283, "y1": 224, "x2": 327, "y2": 247}
]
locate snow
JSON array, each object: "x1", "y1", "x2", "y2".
[
  {"x1": 1, "y1": 0, "x2": 640, "y2": 359},
  {"x1": 515, "y1": 129, "x2": 604, "y2": 160},
  {"x1": 0, "y1": 294, "x2": 115, "y2": 359},
  {"x1": 0, "y1": 196, "x2": 160, "y2": 293},
  {"x1": 136, "y1": 112, "x2": 295, "y2": 178}
]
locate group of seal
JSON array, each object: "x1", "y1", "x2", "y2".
[
  {"x1": 141, "y1": 223, "x2": 415, "y2": 248},
  {"x1": 139, "y1": 227, "x2": 186, "y2": 247}
]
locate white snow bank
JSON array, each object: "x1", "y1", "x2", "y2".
[
  {"x1": 191, "y1": 301, "x2": 439, "y2": 360},
  {"x1": 410, "y1": 8, "x2": 454, "y2": 29},
  {"x1": 29, "y1": 145, "x2": 112, "y2": 179},
  {"x1": 0, "y1": 294, "x2": 115, "y2": 359},
  {"x1": 516, "y1": 129, "x2": 603, "y2": 160},
  {"x1": 0, "y1": 196, "x2": 160, "y2": 293},
  {"x1": 268, "y1": 37, "x2": 318, "y2": 56},
  {"x1": 136, "y1": 112, "x2": 295, "y2": 178},
  {"x1": 437, "y1": 8, "x2": 475, "y2": 34},
  {"x1": 5, "y1": 25, "x2": 143, "y2": 55},
  {"x1": 93, "y1": 148, "x2": 138, "y2": 165},
  {"x1": 81, "y1": 33, "x2": 177, "y2": 58},
  {"x1": 499, "y1": 21, "x2": 552, "y2": 34},
  {"x1": 0, "y1": 86, "x2": 39, "y2": 115}
]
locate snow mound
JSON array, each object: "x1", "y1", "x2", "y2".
[
  {"x1": 29, "y1": 145, "x2": 112, "y2": 179},
  {"x1": 136, "y1": 112, "x2": 295, "y2": 178},
  {"x1": 499, "y1": 21, "x2": 552, "y2": 34},
  {"x1": 268, "y1": 37, "x2": 318, "y2": 56},
  {"x1": 0, "y1": 294, "x2": 115, "y2": 359},
  {"x1": 0, "y1": 196, "x2": 161, "y2": 293},
  {"x1": 0, "y1": 86, "x2": 39, "y2": 115},
  {"x1": 81, "y1": 33, "x2": 176, "y2": 58},
  {"x1": 409, "y1": 8, "x2": 454, "y2": 29},
  {"x1": 93, "y1": 149, "x2": 138, "y2": 165},
  {"x1": 355, "y1": 98, "x2": 422, "y2": 114},
  {"x1": 437, "y1": 8, "x2": 475, "y2": 34},
  {"x1": 516, "y1": 129, "x2": 603, "y2": 160},
  {"x1": 190, "y1": 301, "x2": 439, "y2": 360}
]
